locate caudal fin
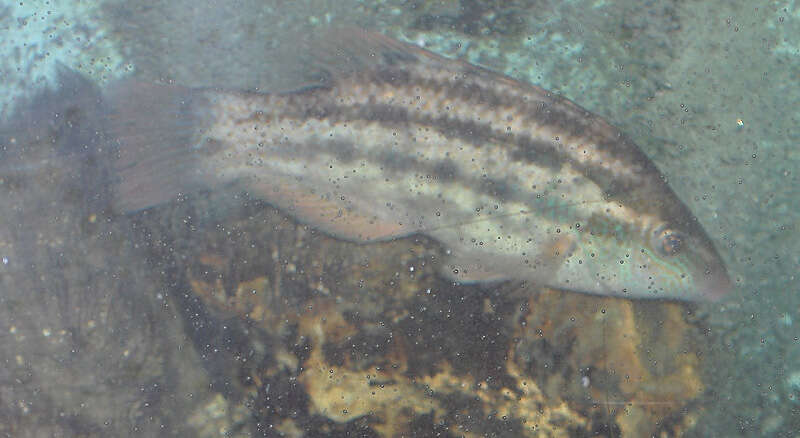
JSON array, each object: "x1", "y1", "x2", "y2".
[{"x1": 105, "y1": 79, "x2": 217, "y2": 213}]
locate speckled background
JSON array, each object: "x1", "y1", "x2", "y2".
[{"x1": 0, "y1": 0, "x2": 797, "y2": 436}]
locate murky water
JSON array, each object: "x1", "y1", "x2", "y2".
[{"x1": 1, "y1": 1, "x2": 797, "y2": 436}]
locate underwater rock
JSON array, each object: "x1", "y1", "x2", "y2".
[{"x1": 149, "y1": 192, "x2": 711, "y2": 436}]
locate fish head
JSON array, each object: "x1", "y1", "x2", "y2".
[
  {"x1": 621, "y1": 220, "x2": 731, "y2": 301},
  {"x1": 551, "y1": 212, "x2": 733, "y2": 301}
]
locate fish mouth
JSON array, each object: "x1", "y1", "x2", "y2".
[{"x1": 697, "y1": 263, "x2": 734, "y2": 301}]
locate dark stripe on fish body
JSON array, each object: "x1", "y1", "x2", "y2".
[
  {"x1": 246, "y1": 97, "x2": 568, "y2": 173},
  {"x1": 244, "y1": 100, "x2": 640, "y2": 214},
  {"x1": 224, "y1": 46, "x2": 682, "y2": 230},
  {"x1": 361, "y1": 65, "x2": 597, "y2": 144},
  {"x1": 247, "y1": 114, "x2": 545, "y2": 209},
  {"x1": 250, "y1": 73, "x2": 655, "y2": 202},
  {"x1": 227, "y1": 97, "x2": 623, "y2": 219}
]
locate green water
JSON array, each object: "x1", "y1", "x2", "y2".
[{"x1": 0, "y1": 0, "x2": 796, "y2": 436}]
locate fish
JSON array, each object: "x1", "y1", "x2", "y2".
[{"x1": 106, "y1": 29, "x2": 732, "y2": 301}]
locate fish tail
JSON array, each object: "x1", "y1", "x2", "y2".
[{"x1": 105, "y1": 79, "x2": 216, "y2": 213}]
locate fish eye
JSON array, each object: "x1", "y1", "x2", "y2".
[
  {"x1": 661, "y1": 232, "x2": 683, "y2": 256},
  {"x1": 652, "y1": 226, "x2": 684, "y2": 257}
]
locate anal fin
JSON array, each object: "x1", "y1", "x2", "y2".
[{"x1": 245, "y1": 176, "x2": 415, "y2": 243}]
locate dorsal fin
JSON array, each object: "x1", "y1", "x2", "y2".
[
  {"x1": 301, "y1": 27, "x2": 558, "y2": 103},
  {"x1": 304, "y1": 28, "x2": 422, "y2": 81},
  {"x1": 300, "y1": 27, "x2": 484, "y2": 87}
]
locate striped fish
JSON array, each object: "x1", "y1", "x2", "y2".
[{"x1": 108, "y1": 29, "x2": 731, "y2": 301}]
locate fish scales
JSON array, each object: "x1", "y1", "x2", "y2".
[{"x1": 109, "y1": 30, "x2": 731, "y2": 300}]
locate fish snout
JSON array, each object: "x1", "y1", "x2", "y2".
[{"x1": 698, "y1": 264, "x2": 734, "y2": 301}]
